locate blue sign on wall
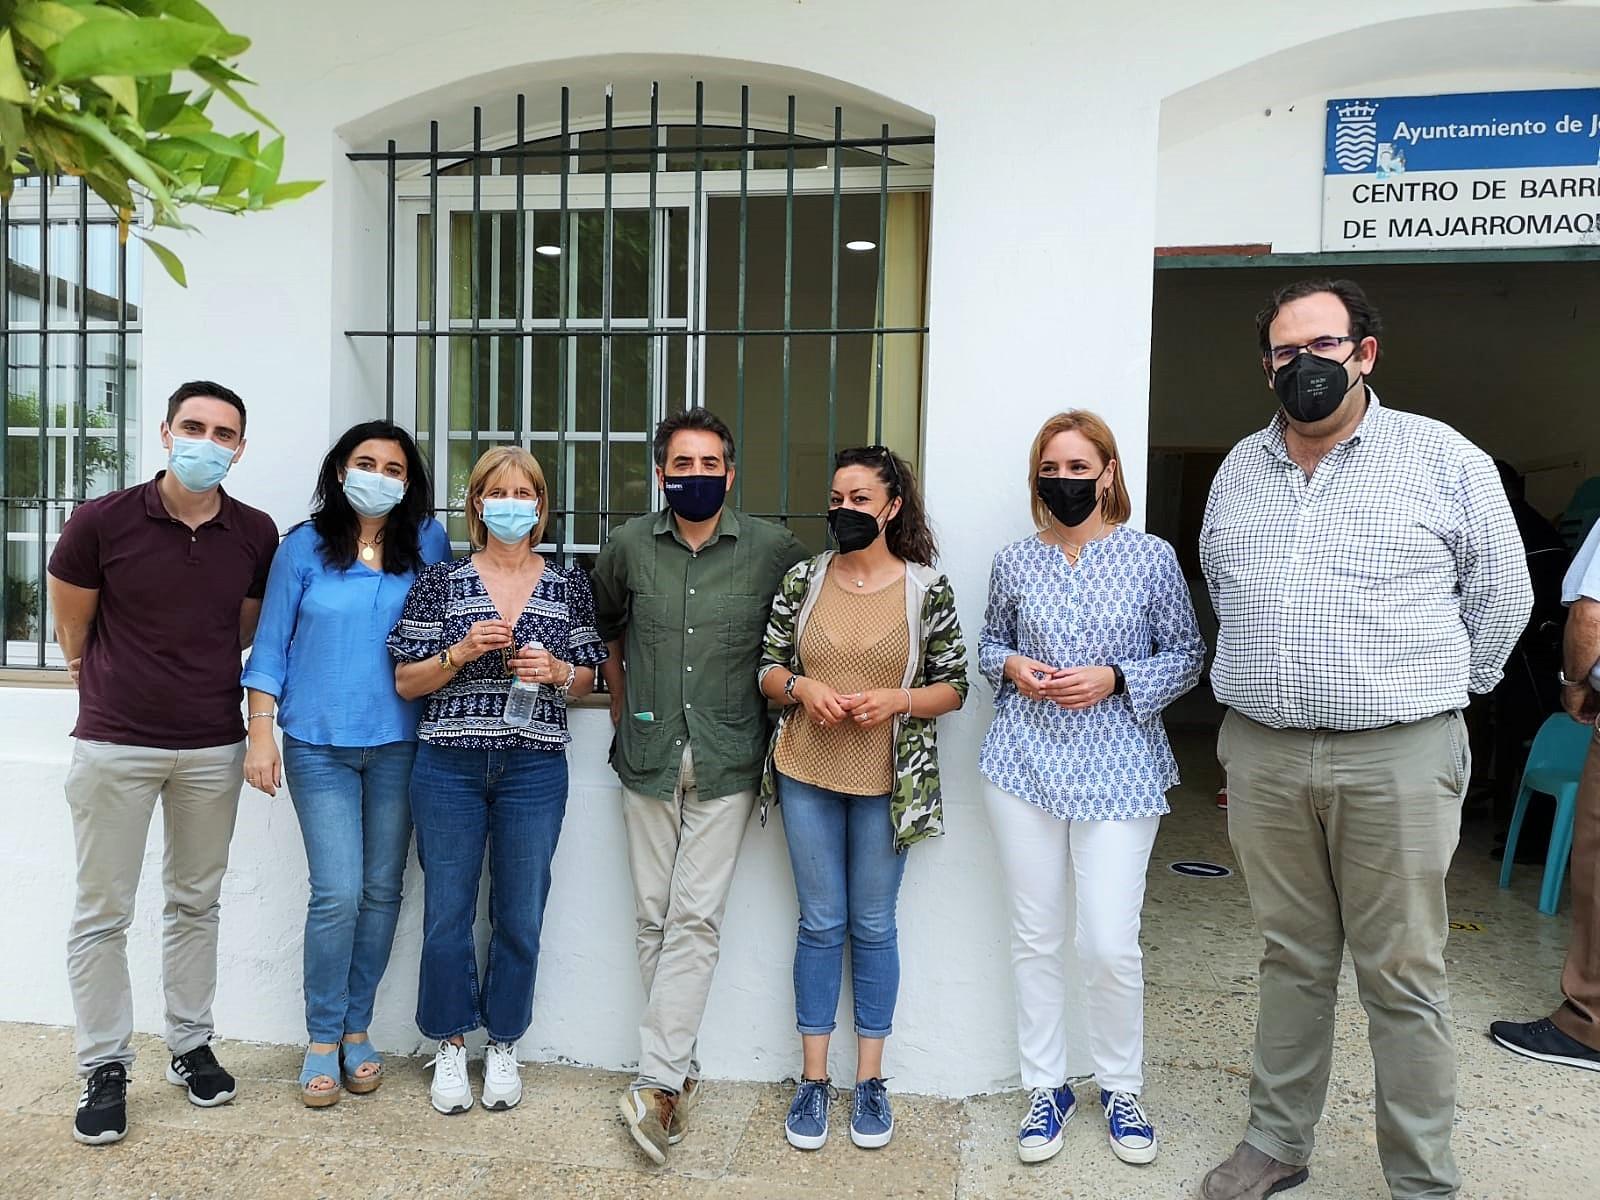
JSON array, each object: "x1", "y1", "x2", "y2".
[{"x1": 1325, "y1": 88, "x2": 1600, "y2": 176}]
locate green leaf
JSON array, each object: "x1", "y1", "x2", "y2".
[
  {"x1": 0, "y1": 100, "x2": 25, "y2": 153},
  {"x1": 13, "y1": 2, "x2": 92, "y2": 53},
  {"x1": 45, "y1": 108, "x2": 176, "y2": 211},
  {"x1": 138, "y1": 234, "x2": 187, "y2": 287},
  {"x1": 143, "y1": 87, "x2": 189, "y2": 130},
  {"x1": 159, "y1": 0, "x2": 227, "y2": 30},
  {"x1": 83, "y1": 164, "x2": 135, "y2": 211},
  {"x1": 261, "y1": 178, "x2": 320, "y2": 205},
  {"x1": 247, "y1": 132, "x2": 282, "y2": 198},
  {"x1": 91, "y1": 74, "x2": 140, "y2": 115},
  {"x1": 170, "y1": 129, "x2": 255, "y2": 159},
  {"x1": 49, "y1": 16, "x2": 221, "y2": 80},
  {"x1": 161, "y1": 101, "x2": 212, "y2": 135},
  {"x1": 191, "y1": 59, "x2": 275, "y2": 132},
  {"x1": 0, "y1": 31, "x2": 31, "y2": 104}
]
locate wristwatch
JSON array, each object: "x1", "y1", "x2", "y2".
[
  {"x1": 784, "y1": 673, "x2": 802, "y2": 701},
  {"x1": 1559, "y1": 669, "x2": 1587, "y2": 688},
  {"x1": 438, "y1": 646, "x2": 456, "y2": 672},
  {"x1": 1111, "y1": 664, "x2": 1127, "y2": 695}
]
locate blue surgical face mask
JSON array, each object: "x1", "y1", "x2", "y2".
[
  {"x1": 481, "y1": 497, "x2": 540, "y2": 544},
  {"x1": 168, "y1": 435, "x2": 237, "y2": 493},
  {"x1": 342, "y1": 468, "x2": 406, "y2": 518}
]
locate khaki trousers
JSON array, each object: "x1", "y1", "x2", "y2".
[
  {"x1": 1220, "y1": 709, "x2": 1468, "y2": 1200},
  {"x1": 64, "y1": 738, "x2": 246, "y2": 1075},
  {"x1": 1552, "y1": 722, "x2": 1600, "y2": 1050},
  {"x1": 621, "y1": 744, "x2": 755, "y2": 1092}
]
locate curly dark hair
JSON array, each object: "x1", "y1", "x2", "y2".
[
  {"x1": 1255, "y1": 278, "x2": 1384, "y2": 357},
  {"x1": 834, "y1": 445, "x2": 937, "y2": 566}
]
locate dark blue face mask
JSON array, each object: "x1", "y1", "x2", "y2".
[{"x1": 662, "y1": 473, "x2": 728, "y2": 523}]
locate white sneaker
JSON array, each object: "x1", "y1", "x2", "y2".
[
  {"x1": 481, "y1": 1041, "x2": 522, "y2": 1111},
  {"x1": 426, "y1": 1040, "x2": 472, "y2": 1115}
]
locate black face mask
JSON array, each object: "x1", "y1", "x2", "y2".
[
  {"x1": 1035, "y1": 473, "x2": 1102, "y2": 529},
  {"x1": 1272, "y1": 352, "x2": 1359, "y2": 424},
  {"x1": 828, "y1": 505, "x2": 885, "y2": 555},
  {"x1": 662, "y1": 473, "x2": 728, "y2": 523}
]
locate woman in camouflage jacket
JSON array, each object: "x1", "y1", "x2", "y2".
[{"x1": 756, "y1": 446, "x2": 968, "y2": 1154}]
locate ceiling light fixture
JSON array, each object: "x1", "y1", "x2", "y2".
[
  {"x1": 534, "y1": 244, "x2": 562, "y2": 257},
  {"x1": 845, "y1": 239, "x2": 877, "y2": 252}
]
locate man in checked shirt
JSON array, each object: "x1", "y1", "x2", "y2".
[{"x1": 1199, "y1": 279, "x2": 1532, "y2": 1200}]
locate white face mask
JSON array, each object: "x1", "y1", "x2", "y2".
[{"x1": 342, "y1": 468, "x2": 406, "y2": 517}]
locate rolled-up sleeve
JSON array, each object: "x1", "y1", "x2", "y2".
[
  {"x1": 977, "y1": 552, "x2": 1017, "y2": 694},
  {"x1": 1562, "y1": 520, "x2": 1600, "y2": 605},
  {"x1": 563, "y1": 568, "x2": 608, "y2": 669},
  {"x1": 920, "y1": 576, "x2": 969, "y2": 703},
  {"x1": 1119, "y1": 542, "x2": 1205, "y2": 723},
  {"x1": 1455, "y1": 451, "x2": 1534, "y2": 694}
]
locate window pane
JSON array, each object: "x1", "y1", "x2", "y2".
[
  {"x1": 530, "y1": 335, "x2": 561, "y2": 432},
  {"x1": 667, "y1": 207, "x2": 688, "y2": 320},
  {"x1": 612, "y1": 209, "x2": 649, "y2": 319},
  {"x1": 570, "y1": 440, "x2": 599, "y2": 546},
  {"x1": 415, "y1": 213, "x2": 434, "y2": 322},
  {"x1": 449, "y1": 212, "x2": 519, "y2": 321},
  {"x1": 498, "y1": 133, "x2": 567, "y2": 177},
  {"x1": 531, "y1": 211, "x2": 562, "y2": 319},
  {"x1": 609, "y1": 440, "x2": 650, "y2": 535},
  {"x1": 665, "y1": 125, "x2": 743, "y2": 173},
  {"x1": 448, "y1": 334, "x2": 519, "y2": 434},
  {"x1": 577, "y1": 126, "x2": 655, "y2": 174},
  {"x1": 753, "y1": 129, "x2": 825, "y2": 172}
]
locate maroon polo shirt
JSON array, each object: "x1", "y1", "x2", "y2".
[{"x1": 48, "y1": 473, "x2": 280, "y2": 749}]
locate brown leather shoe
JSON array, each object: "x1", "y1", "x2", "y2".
[
  {"x1": 1201, "y1": 1141, "x2": 1309, "y2": 1199},
  {"x1": 620, "y1": 1086, "x2": 675, "y2": 1165},
  {"x1": 668, "y1": 1076, "x2": 699, "y2": 1145}
]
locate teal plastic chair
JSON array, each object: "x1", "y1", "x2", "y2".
[{"x1": 1499, "y1": 713, "x2": 1597, "y2": 914}]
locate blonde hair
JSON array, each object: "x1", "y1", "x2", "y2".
[
  {"x1": 464, "y1": 446, "x2": 550, "y2": 549},
  {"x1": 1027, "y1": 410, "x2": 1132, "y2": 529}
]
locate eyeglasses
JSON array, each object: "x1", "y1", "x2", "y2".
[{"x1": 1265, "y1": 335, "x2": 1357, "y2": 370}]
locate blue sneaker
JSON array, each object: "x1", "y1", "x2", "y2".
[
  {"x1": 785, "y1": 1078, "x2": 834, "y2": 1151},
  {"x1": 1017, "y1": 1083, "x2": 1076, "y2": 1163},
  {"x1": 850, "y1": 1077, "x2": 894, "y2": 1148},
  {"x1": 1101, "y1": 1089, "x2": 1158, "y2": 1165}
]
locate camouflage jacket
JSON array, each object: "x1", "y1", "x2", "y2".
[{"x1": 757, "y1": 553, "x2": 969, "y2": 852}]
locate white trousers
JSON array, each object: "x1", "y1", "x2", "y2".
[{"x1": 983, "y1": 784, "x2": 1160, "y2": 1095}]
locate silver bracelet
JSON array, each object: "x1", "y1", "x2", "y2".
[
  {"x1": 553, "y1": 660, "x2": 576, "y2": 700},
  {"x1": 247, "y1": 711, "x2": 275, "y2": 722}
]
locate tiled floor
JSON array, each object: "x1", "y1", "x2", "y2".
[{"x1": 3, "y1": 728, "x2": 1590, "y2": 1199}]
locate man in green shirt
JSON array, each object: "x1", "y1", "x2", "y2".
[{"x1": 594, "y1": 409, "x2": 806, "y2": 1164}]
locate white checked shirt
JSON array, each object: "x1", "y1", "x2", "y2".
[{"x1": 1201, "y1": 393, "x2": 1532, "y2": 731}]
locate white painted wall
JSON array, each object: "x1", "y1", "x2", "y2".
[{"x1": 4, "y1": 0, "x2": 1599, "y2": 1098}]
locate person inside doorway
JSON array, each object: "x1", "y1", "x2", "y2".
[
  {"x1": 49, "y1": 382, "x2": 280, "y2": 1146},
  {"x1": 593, "y1": 409, "x2": 807, "y2": 1165},
  {"x1": 1490, "y1": 517, "x2": 1600, "y2": 1072},
  {"x1": 1199, "y1": 279, "x2": 1531, "y2": 1200}
]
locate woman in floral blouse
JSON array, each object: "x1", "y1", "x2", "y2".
[
  {"x1": 758, "y1": 446, "x2": 968, "y2": 1155},
  {"x1": 980, "y1": 410, "x2": 1204, "y2": 1170},
  {"x1": 388, "y1": 446, "x2": 605, "y2": 1118}
]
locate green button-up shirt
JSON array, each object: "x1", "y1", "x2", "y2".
[{"x1": 592, "y1": 505, "x2": 808, "y2": 800}]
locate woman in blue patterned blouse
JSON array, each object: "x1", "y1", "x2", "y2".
[
  {"x1": 388, "y1": 446, "x2": 606, "y2": 1117},
  {"x1": 979, "y1": 410, "x2": 1204, "y2": 1170}
]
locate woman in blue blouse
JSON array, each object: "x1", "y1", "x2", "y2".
[
  {"x1": 388, "y1": 446, "x2": 605, "y2": 1117},
  {"x1": 242, "y1": 420, "x2": 450, "y2": 1106},
  {"x1": 980, "y1": 410, "x2": 1204, "y2": 1169}
]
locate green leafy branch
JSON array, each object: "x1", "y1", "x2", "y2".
[{"x1": 0, "y1": 0, "x2": 321, "y2": 286}]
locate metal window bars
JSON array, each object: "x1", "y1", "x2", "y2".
[
  {"x1": 0, "y1": 177, "x2": 140, "y2": 670},
  {"x1": 346, "y1": 81, "x2": 933, "y2": 564}
]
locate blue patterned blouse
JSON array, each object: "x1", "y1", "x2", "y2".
[
  {"x1": 979, "y1": 527, "x2": 1205, "y2": 821},
  {"x1": 387, "y1": 556, "x2": 607, "y2": 751}
]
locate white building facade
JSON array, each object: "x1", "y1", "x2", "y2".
[{"x1": 2, "y1": 0, "x2": 1597, "y2": 1097}]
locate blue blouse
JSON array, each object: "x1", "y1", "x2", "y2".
[
  {"x1": 978, "y1": 526, "x2": 1205, "y2": 821},
  {"x1": 386, "y1": 556, "x2": 607, "y2": 751},
  {"x1": 241, "y1": 520, "x2": 452, "y2": 747}
]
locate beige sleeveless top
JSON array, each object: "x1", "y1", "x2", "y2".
[{"x1": 774, "y1": 575, "x2": 910, "y2": 796}]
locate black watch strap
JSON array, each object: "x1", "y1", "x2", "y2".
[
  {"x1": 784, "y1": 673, "x2": 801, "y2": 700},
  {"x1": 1111, "y1": 664, "x2": 1127, "y2": 695}
]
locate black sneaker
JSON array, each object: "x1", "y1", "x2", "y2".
[
  {"x1": 1490, "y1": 1018, "x2": 1600, "y2": 1072},
  {"x1": 74, "y1": 1063, "x2": 128, "y2": 1145},
  {"x1": 165, "y1": 1043, "x2": 237, "y2": 1107}
]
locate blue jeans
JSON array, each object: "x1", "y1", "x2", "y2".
[
  {"x1": 410, "y1": 742, "x2": 567, "y2": 1043},
  {"x1": 282, "y1": 736, "x2": 417, "y2": 1045},
  {"x1": 778, "y1": 772, "x2": 909, "y2": 1039}
]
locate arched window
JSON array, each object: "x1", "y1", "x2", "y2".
[{"x1": 348, "y1": 76, "x2": 932, "y2": 559}]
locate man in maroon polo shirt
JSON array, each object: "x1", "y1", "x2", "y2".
[{"x1": 46, "y1": 381, "x2": 279, "y2": 1146}]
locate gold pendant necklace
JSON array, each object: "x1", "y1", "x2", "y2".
[{"x1": 358, "y1": 531, "x2": 384, "y2": 562}]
